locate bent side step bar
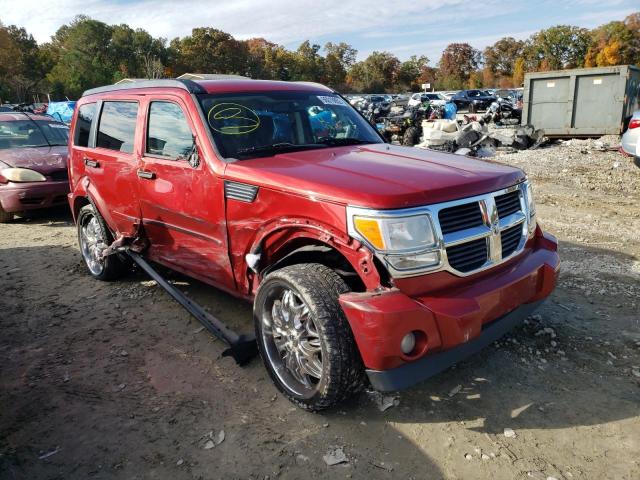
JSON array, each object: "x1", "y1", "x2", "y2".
[{"x1": 126, "y1": 251, "x2": 258, "y2": 366}]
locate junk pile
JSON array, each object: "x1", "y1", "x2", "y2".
[{"x1": 416, "y1": 119, "x2": 546, "y2": 157}]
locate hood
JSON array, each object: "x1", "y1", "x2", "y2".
[
  {"x1": 224, "y1": 144, "x2": 525, "y2": 209},
  {"x1": 0, "y1": 146, "x2": 68, "y2": 175}
]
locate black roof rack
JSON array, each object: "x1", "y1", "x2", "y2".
[{"x1": 82, "y1": 79, "x2": 207, "y2": 97}]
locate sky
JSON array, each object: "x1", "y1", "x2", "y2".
[{"x1": 0, "y1": 0, "x2": 637, "y2": 63}]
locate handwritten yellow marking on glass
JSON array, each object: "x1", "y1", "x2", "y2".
[{"x1": 208, "y1": 103, "x2": 260, "y2": 135}]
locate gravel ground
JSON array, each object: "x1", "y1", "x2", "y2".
[{"x1": 1, "y1": 139, "x2": 639, "y2": 480}]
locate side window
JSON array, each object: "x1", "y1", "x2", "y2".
[
  {"x1": 146, "y1": 102, "x2": 193, "y2": 159},
  {"x1": 74, "y1": 103, "x2": 96, "y2": 147},
  {"x1": 96, "y1": 101, "x2": 138, "y2": 153}
]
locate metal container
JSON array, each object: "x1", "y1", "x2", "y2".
[{"x1": 522, "y1": 65, "x2": 640, "y2": 137}]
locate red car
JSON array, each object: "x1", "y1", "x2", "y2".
[
  {"x1": 0, "y1": 112, "x2": 70, "y2": 222},
  {"x1": 68, "y1": 79, "x2": 559, "y2": 410}
]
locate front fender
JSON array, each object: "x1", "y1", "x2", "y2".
[{"x1": 242, "y1": 217, "x2": 382, "y2": 294}]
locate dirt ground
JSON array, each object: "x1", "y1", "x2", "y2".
[{"x1": 1, "y1": 139, "x2": 639, "y2": 480}]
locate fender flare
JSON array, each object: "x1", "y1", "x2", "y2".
[{"x1": 244, "y1": 217, "x2": 382, "y2": 292}]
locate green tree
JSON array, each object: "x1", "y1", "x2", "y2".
[
  {"x1": 396, "y1": 55, "x2": 429, "y2": 91},
  {"x1": 170, "y1": 27, "x2": 248, "y2": 76},
  {"x1": 323, "y1": 42, "x2": 357, "y2": 88},
  {"x1": 347, "y1": 51, "x2": 400, "y2": 92},
  {"x1": 46, "y1": 16, "x2": 116, "y2": 98},
  {"x1": 526, "y1": 25, "x2": 590, "y2": 70},
  {"x1": 483, "y1": 37, "x2": 525, "y2": 79},
  {"x1": 437, "y1": 43, "x2": 480, "y2": 89}
]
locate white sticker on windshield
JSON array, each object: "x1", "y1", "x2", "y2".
[
  {"x1": 49, "y1": 124, "x2": 69, "y2": 129},
  {"x1": 317, "y1": 96, "x2": 348, "y2": 106}
]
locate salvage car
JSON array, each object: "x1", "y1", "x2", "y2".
[
  {"x1": 452, "y1": 89, "x2": 496, "y2": 112},
  {"x1": 68, "y1": 78, "x2": 559, "y2": 410},
  {"x1": 0, "y1": 112, "x2": 70, "y2": 222}
]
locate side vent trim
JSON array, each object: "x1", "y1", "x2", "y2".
[{"x1": 224, "y1": 181, "x2": 258, "y2": 203}]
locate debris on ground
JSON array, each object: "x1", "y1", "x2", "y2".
[
  {"x1": 368, "y1": 391, "x2": 400, "y2": 411},
  {"x1": 503, "y1": 428, "x2": 517, "y2": 438},
  {"x1": 323, "y1": 447, "x2": 348, "y2": 466},
  {"x1": 38, "y1": 447, "x2": 61, "y2": 460}
]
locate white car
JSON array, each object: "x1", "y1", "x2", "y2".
[
  {"x1": 408, "y1": 92, "x2": 447, "y2": 108},
  {"x1": 621, "y1": 111, "x2": 639, "y2": 156}
]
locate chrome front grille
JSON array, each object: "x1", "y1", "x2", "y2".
[
  {"x1": 438, "y1": 202, "x2": 484, "y2": 234},
  {"x1": 495, "y1": 191, "x2": 521, "y2": 218},
  {"x1": 445, "y1": 237, "x2": 488, "y2": 272},
  {"x1": 500, "y1": 224, "x2": 523, "y2": 258},
  {"x1": 439, "y1": 184, "x2": 527, "y2": 275}
]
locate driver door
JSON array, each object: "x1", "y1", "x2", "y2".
[{"x1": 137, "y1": 95, "x2": 235, "y2": 290}]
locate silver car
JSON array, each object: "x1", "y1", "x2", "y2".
[{"x1": 621, "y1": 110, "x2": 640, "y2": 156}]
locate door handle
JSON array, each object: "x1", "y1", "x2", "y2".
[
  {"x1": 84, "y1": 158, "x2": 100, "y2": 168},
  {"x1": 137, "y1": 169, "x2": 156, "y2": 180}
]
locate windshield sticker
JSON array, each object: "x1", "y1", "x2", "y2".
[
  {"x1": 317, "y1": 96, "x2": 348, "y2": 106},
  {"x1": 207, "y1": 103, "x2": 260, "y2": 135},
  {"x1": 49, "y1": 124, "x2": 69, "y2": 129}
]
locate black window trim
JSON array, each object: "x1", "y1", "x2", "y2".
[
  {"x1": 143, "y1": 99, "x2": 194, "y2": 163},
  {"x1": 73, "y1": 101, "x2": 98, "y2": 148},
  {"x1": 94, "y1": 99, "x2": 140, "y2": 155}
]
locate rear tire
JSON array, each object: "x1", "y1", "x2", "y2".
[
  {"x1": 77, "y1": 204, "x2": 128, "y2": 281},
  {"x1": 0, "y1": 206, "x2": 14, "y2": 223},
  {"x1": 254, "y1": 263, "x2": 365, "y2": 411},
  {"x1": 402, "y1": 126, "x2": 420, "y2": 146}
]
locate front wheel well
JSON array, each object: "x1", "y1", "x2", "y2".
[
  {"x1": 72, "y1": 196, "x2": 91, "y2": 221},
  {"x1": 261, "y1": 242, "x2": 367, "y2": 293}
]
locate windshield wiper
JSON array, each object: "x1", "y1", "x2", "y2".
[
  {"x1": 235, "y1": 142, "x2": 326, "y2": 157},
  {"x1": 317, "y1": 138, "x2": 375, "y2": 147}
]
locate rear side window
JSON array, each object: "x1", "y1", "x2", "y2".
[
  {"x1": 74, "y1": 103, "x2": 96, "y2": 147},
  {"x1": 146, "y1": 102, "x2": 193, "y2": 159},
  {"x1": 97, "y1": 101, "x2": 138, "y2": 153}
]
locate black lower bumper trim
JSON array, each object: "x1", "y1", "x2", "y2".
[{"x1": 366, "y1": 300, "x2": 544, "y2": 391}]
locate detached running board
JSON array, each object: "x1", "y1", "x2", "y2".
[{"x1": 126, "y1": 251, "x2": 258, "y2": 366}]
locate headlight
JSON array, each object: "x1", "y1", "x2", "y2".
[
  {"x1": 353, "y1": 214, "x2": 435, "y2": 252},
  {"x1": 524, "y1": 181, "x2": 536, "y2": 235},
  {"x1": 525, "y1": 182, "x2": 536, "y2": 217},
  {"x1": 350, "y1": 211, "x2": 441, "y2": 272},
  {"x1": 0, "y1": 168, "x2": 47, "y2": 183}
]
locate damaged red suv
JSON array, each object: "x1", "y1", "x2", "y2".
[{"x1": 68, "y1": 78, "x2": 559, "y2": 410}]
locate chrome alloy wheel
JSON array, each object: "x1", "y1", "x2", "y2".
[
  {"x1": 261, "y1": 287, "x2": 324, "y2": 397},
  {"x1": 79, "y1": 214, "x2": 106, "y2": 276}
]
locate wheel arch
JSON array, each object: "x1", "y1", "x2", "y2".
[{"x1": 243, "y1": 222, "x2": 386, "y2": 295}]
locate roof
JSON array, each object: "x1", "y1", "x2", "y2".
[
  {"x1": 0, "y1": 112, "x2": 57, "y2": 122},
  {"x1": 82, "y1": 78, "x2": 334, "y2": 98},
  {"x1": 176, "y1": 73, "x2": 249, "y2": 81}
]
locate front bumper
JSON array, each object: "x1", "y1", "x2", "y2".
[
  {"x1": 339, "y1": 228, "x2": 559, "y2": 391},
  {"x1": 0, "y1": 180, "x2": 69, "y2": 213}
]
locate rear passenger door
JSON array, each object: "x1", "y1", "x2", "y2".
[
  {"x1": 83, "y1": 98, "x2": 142, "y2": 236},
  {"x1": 137, "y1": 96, "x2": 234, "y2": 290}
]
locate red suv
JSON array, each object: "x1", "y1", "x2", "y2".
[{"x1": 68, "y1": 79, "x2": 559, "y2": 410}]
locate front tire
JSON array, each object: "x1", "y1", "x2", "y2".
[
  {"x1": 254, "y1": 264, "x2": 365, "y2": 411},
  {"x1": 77, "y1": 204, "x2": 128, "y2": 281},
  {"x1": 0, "y1": 206, "x2": 14, "y2": 223}
]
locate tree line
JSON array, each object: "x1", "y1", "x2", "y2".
[{"x1": 1, "y1": 13, "x2": 639, "y2": 102}]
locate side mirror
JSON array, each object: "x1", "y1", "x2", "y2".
[{"x1": 188, "y1": 136, "x2": 200, "y2": 168}]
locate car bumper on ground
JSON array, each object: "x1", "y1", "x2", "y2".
[
  {"x1": 339, "y1": 228, "x2": 560, "y2": 392},
  {"x1": 0, "y1": 180, "x2": 70, "y2": 213}
]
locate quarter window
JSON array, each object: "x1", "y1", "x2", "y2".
[
  {"x1": 96, "y1": 101, "x2": 138, "y2": 153},
  {"x1": 146, "y1": 102, "x2": 193, "y2": 159},
  {"x1": 74, "y1": 103, "x2": 96, "y2": 147}
]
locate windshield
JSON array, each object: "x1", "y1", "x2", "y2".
[
  {"x1": 467, "y1": 90, "x2": 484, "y2": 97},
  {"x1": 0, "y1": 119, "x2": 69, "y2": 149},
  {"x1": 198, "y1": 92, "x2": 383, "y2": 160}
]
